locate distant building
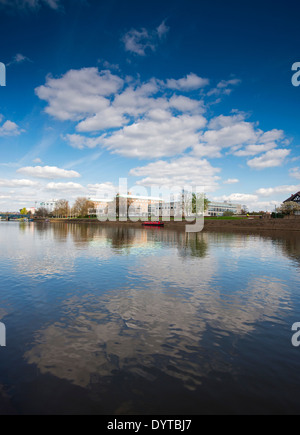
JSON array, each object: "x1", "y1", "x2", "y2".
[
  {"x1": 91, "y1": 196, "x2": 242, "y2": 219},
  {"x1": 206, "y1": 201, "x2": 242, "y2": 217},
  {"x1": 27, "y1": 207, "x2": 36, "y2": 215},
  {"x1": 90, "y1": 194, "x2": 163, "y2": 218},
  {"x1": 34, "y1": 200, "x2": 57, "y2": 212},
  {"x1": 284, "y1": 192, "x2": 300, "y2": 204},
  {"x1": 283, "y1": 191, "x2": 300, "y2": 216}
]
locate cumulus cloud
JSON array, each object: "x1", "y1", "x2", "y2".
[
  {"x1": 255, "y1": 184, "x2": 300, "y2": 197},
  {"x1": 194, "y1": 113, "x2": 287, "y2": 160},
  {"x1": 87, "y1": 182, "x2": 118, "y2": 200},
  {"x1": 193, "y1": 121, "x2": 257, "y2": 158},
  {"x1": 0, "y1": 118, "x2": 22, "y2": 136},
  {"x1": 165, "y1": 73, "x2": 209, "y2": 91},
  {"x1": 247, "y1": 149, "x2": 290, "y2": 169},
  {"x1": 16, "y1": 166, "x2": 81, "y2": 179},
  {"x1": 234, "y1": 142, "x2": 278, "y2": 157},
  {"x1": 130, "y1": 156, "x2": 221, "y2": 191},
  {"x1": 102, "y1": 113, "x2": 207, "y2": 158},
  {"x1": 63, "y1": 134, "x2": 103, "y2": 150},
  {"x1": 35, "y1": 66, "x2": 290, "y2": 170},
  {"x1": 36, "y1": 68, "x2": 209, "y2": 158},
  {"x1": 213, "y1": 193, "x2": 259, "y2": 203},
  {"x1": 35, "y1": 68, "x2": 124, "y2": 123},
  {"x1": 122, "y1": 20, "x2": 169, "y2": 56}
]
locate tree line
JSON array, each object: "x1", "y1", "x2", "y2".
[{"x1": 35, "y1": 198, "x2": 94, "y2": 218}]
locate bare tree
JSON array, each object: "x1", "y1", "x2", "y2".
[
  {"x1": 278, "y1": 201, "x2": 300, "y2": 216},
  {"x1": 72, "y1": 198, "x2": 94, "y2": 217},
  {"x1": 35, "y1": 207, "x2": 49, "y2": 218},
  {"x1": 53, "y1": 199, "x2": 69, "y2": 218}
]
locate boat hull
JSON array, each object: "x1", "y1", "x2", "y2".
[{"x1": 142, "y1": 222, "x2": 164, "y2": 227}]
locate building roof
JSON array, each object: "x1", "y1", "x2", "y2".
[{"x1": 283, "y1": 191, "x2": 300, "y2": 203}]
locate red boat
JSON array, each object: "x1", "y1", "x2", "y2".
[{"x1": 142, "y1": 221, "x2": 164, "y2": 227}]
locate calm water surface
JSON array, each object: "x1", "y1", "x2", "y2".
[{"x1": 1, "y1": 221, "x2": 300, "y2": 414}]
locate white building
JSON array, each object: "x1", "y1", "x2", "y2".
[
  {"x1": 34, "y1": 200, "x2": 58, "y2": 213},
  {"x1": 206, "y1": 201, "x2": 242, "y2": 217},
  {"x1": 90, "y1": 194, "x2": 163, "y2": 218}
]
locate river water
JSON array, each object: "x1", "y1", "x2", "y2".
[{"x1": 0, "y1": 221, "x2": 300, "y2": 414}]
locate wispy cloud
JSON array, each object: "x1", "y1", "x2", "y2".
[
  {"x1": 17, "y1": 165, "x2": 81, "y2": 179},
  {"x1": 122, "y1": 20, "x2": 169, "y2": 56},
  {"x1": 289, "y1": 167, "x2": 300, "y2": 180},
  {"x1": 207, "y1": 78, "x2": 241, "y2": 97},
  {"x1": 223, "y1": 178, "x2": 239, "y2": 184},
  {"x1": 0, "y1": 0, "x2": 61, "y2": 11},
  {"x1": 7, "y1": 53, "x2": 32, "y2": 67}
]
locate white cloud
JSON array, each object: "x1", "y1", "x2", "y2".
[
  {"x1": 102, "y1": 113, "x2": 207, "y2": 158},
  {"x1": 194, "y1": 115, "x2": 287, "y2": 160},
  {"x1": 208, "y1": 113, "x2": 246, "y2": 129},
  {"x1": 202, "y1": 122, "x2": 256, "y2": 148},
  {"x1": 207, "y1": 78, "x2": 241, "y2": 97},
  {"x1": 17, "y1": 166, "x2": 81, "y2": 179},
  {"x1": 234, "y1": 142, "x2": 278, "y2": 157},
  {"x1": 35, "y1": 68, "x2": 124, "y2": 122},
  {"x1": 213, "y1": 193, "x2": 258, "y2": 203},
  {"x1": 223, "y1": 178, "x2": 239, "y2": 184},
  {"x1": 0, "y1": 0, "x2": 61, "y2": 10},
  {"x1": 46, "y1": 182, "x2": 85, "y2": 193},
  {"x1": 122, "y1": 20, "x2": 169, "y2": 56},
  {"x1": 157, "y1": 20, "x2": 169, "y2": 39},
  {"x1": 255, "y1": 185, "x2": 300, "y2": 197},
  {"x1": 130, "y1": 156, "x2": 221, "y2": 191},
  {"x1": 63, "y1": 134, "x2": 103, "y2": 150},
  {"x1": 7, "y1": 53, "x2": 32, "y2": 67},
  {"x1": 87, "y1": 182, "x2": 118, "y2": 200},
  {"x1": 259, "y1": 129, "x2": 285, "y2": 144},
  {"x1": 289, "y1": 167, "x2": 300, "y2": 180},
  {"x1": 247, "y1": 149, "x2": 290, "y2": 169},
  {"x1": 165, "y1": 73, "x2": 209, "y2": 91},
  {"x1": 0, "y1": 119, "x2": 22, "y2": 136},
  {"x1": 76, "y1": 106, "x2": 127, "y2": 132},
  {"x1": 35, "y1": 67, "x2": 290, "y2": 169},
  {"x1": 193, "y1": 121, "x2": 257, "y2": 158},
  {"x1": 0, "y1": 179, "x2": 37, "y2": 187}
]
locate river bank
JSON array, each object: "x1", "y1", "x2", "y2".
[{"x1": 40, "y1": 217, "x2": 300, "y2": 232}]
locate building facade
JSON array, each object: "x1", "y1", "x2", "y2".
[
  {"x1": 284, "y1": 192, "x2": 300, "y2": 204},
  {"x1": 283, "y1": 191, "x2": 300, "y2": 215},
  {"x1": 34, "y1": 200, "x2": 58, "y2": 213},
  {"x1": 205, "y1": 201, "x2": 242, "y2": 217},
  {"x1": 91, "y1": 197, "x2": 242, "y2": 219}
]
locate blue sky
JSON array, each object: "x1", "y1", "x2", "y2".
[{"x1": 1, "y1": 0, "x2": 300, "y2": 211}]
